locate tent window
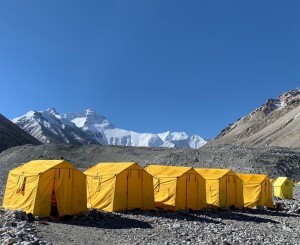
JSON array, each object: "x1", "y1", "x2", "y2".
[{"x1": 16, "y1": 175, "x2": 26, "y2": 195}]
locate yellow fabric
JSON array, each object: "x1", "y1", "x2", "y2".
[
  {"x1": 145, "y1": 165, "x2": 206, "y2": 211},
  {"x1": 145, "y1": 165, "x2": 196, "y2": 177},
  {"x1": 3, "y1": 160, "x2": 87, "y2": 217},
  {"x1": 85, "y1": 162, "x2": 155, "y2": 212},
  {"x1": 85, "y1": 162, "x2": 143, "y2": 176},
  {"x1": 195, "y1": 168, "x2": 244, "y2": 208},
  {"x1": 273, "y1": 177, "x2": 294, "y2": 199},
  {"x1": 237, "y1": 173, "x2": 274, "y2": 208}
]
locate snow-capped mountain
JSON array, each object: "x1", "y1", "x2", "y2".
[
  {"x1": 12, "y1": 109, "x2": 99, "y2": 145},
  {"x1": 13, "y1": 108, "x2": 207, "y2": 149}
]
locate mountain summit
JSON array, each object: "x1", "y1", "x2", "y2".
[
  {"x1": 209, "y1": 87, "x2": 300, "y2": 148},
  {"x1": 13, "y1": 109, "x2": 206, "y2": 149}
]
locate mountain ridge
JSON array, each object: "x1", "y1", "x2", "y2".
[
  {"x1": 209, "y1": 87, "x2": 300, "y2": 148},
  {"x1": 0, "y1": 114, "x2": 41, "y2": 152},
  {"x1": 13, "y1": 108, "x2": 206, "y2": 149}
]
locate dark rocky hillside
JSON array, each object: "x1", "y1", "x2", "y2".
[
  {"x1": 0, "y1": 114, "x2": 41, "y2": 152},
  {"x1": 0, "y1": 143, "x2": 299, "y2": 180}
]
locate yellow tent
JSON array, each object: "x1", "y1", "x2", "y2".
[
  {"x1": 85, "y1": 162, "x2": 154, "y2": 212},
  {"x1": 194, "y1": 168, "x2": 244, "y2": 208},
  {"x1": 145, "y1": 165, "x2": 206, "y2": 211},
  {"x1": 2, "y1": 160, "x2": 87, "y2": 217},
  {"x1": 273, "y1": 177, "x2": 294, "y2": 199},
  {"x1": 237, "y1": 173, "x2": 274, "y2": 208}
]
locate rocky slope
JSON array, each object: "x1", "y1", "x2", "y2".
[
  {"x1": 0, "y1": 144, "x2": 299, "y2": 180},
  {"x1": 13, "y1": 109, "x2": 206, "y2": 149},
  {"x1": 0, "y1": 114, "x2": 40, "y2": 153},
  {"x1": 210, "y1": 88, "x2": 300, "y2": 148}
]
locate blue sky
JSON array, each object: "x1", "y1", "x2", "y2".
[{"x1": 1, "y1": 1, "x2": 300, "y2": 139}]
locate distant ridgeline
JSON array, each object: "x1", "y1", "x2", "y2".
[
  {"x1": 12, "y1": 108, "x2": 206, "y2": 149},
  {"x1": 209, "y1": 87, "x2": 300, "y2": 148}
]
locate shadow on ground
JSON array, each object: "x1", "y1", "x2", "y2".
[
  {"x1": 43, "y1": 206, "x2": 300, "y2": 229},
  {"x1": 208, "y1": 210, "x2": 279, "y2": 224},
  {"x1": 48, "y1": 212, "x2": 152, "y2": 229},
  {"x1": 126, "y1": 208, "x2": 287, "y2": 224},
  {"x1": 128, "y1": 210, "x2": 224, "y2": 224},
  {"x1": 239, "y1": 208, "x2": 299, "y2": 218}
]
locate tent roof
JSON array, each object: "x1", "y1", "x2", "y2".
[
  {"x1": 145, "y1": 165, "x2": 194, "y2": 177},
  {"x1": 273, "y1": 177, "x2": 294, "y2": 186},
  {"x1": 84, "y1": 162, "x2": 141, "y2": 176},
  {"x1": 237, "y1": 173, "x2": 268, "y2": 183},
  {"x1": 10, "y1": 160, "x2": 73, "y2": 175},
  {"x1": 194, "y1": 168, "x2": 233, "y2": 179}
]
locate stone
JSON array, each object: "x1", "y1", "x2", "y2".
[
  {"x1": 4, "y1": 238, "x2": 18, "y2": 245},
  {"x1": 282, "y1": 225, "x2": 292, "y2": 231},
  {"x1": 3, "y1": 222, "x2": 12, "y2": 228},
  {"x1": 173, "y1": 223, "x2": 181, "y2": 228},
  {"x1": 17, "y1": 229, "x2": 27, "y2": 237},
  {"x1": 21, "y1": 242, "x2": 32, "y2": 245},
  {"x1": 17, "y1": 221, "x2": 28, "y2": 229}
]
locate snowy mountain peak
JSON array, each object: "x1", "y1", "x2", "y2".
[
  {"x1": 61, "y1": 109, "x2": 114, "y2": 130},
  {"x1": 85, "y1": 108, "x2": 95, "y2": 114},
  {"x1": 26, "y1": 110, "x2": 38, "y2": 117},
  {"x1": 13, "y1": 108, "x2": 207, "y2": 149},
  {"x1": 45, "y1": 108, "x2": 58, "y2": 115},
  {"x1": 12, "y1": 110, "x2": 39, "y2": 123}
]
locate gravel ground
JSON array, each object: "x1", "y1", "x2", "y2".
[
  {"x1": 1, "y1": 180, "x2": 299, "y2": 244},
  {"x1": 34, "y1": 188, "x2": 300, "y2": 245},
  {"x1": 1, "y1": 145, "x2": 300, "y2": 245}
]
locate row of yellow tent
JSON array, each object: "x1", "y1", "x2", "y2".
[{"x1": 2, "y1": 160, "x2": 294, "y2": 217}]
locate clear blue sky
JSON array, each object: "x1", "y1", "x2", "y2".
[{"x1": 1, "y1": 1, "x2": 300, "y2": 139}]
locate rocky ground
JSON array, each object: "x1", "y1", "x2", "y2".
[{"x1": 1, "y1": 144, "x2": 300, "y2": 244}]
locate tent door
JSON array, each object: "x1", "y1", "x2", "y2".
[
  {"x1": 226, "y1": 175, "x2": 236, "y2": 207},
  {"x1": 51, "y1": 179, "x2": 59, "y2": 217},
  {"x1": 54, "y1": 168, "x2": 73, "y2": 216},
  {"x1": 126, "y1": 170, "x2": 142, "y2": 210},
  {"x1": 186, "y1": 174, "x2": 198, "y2": 210}
]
